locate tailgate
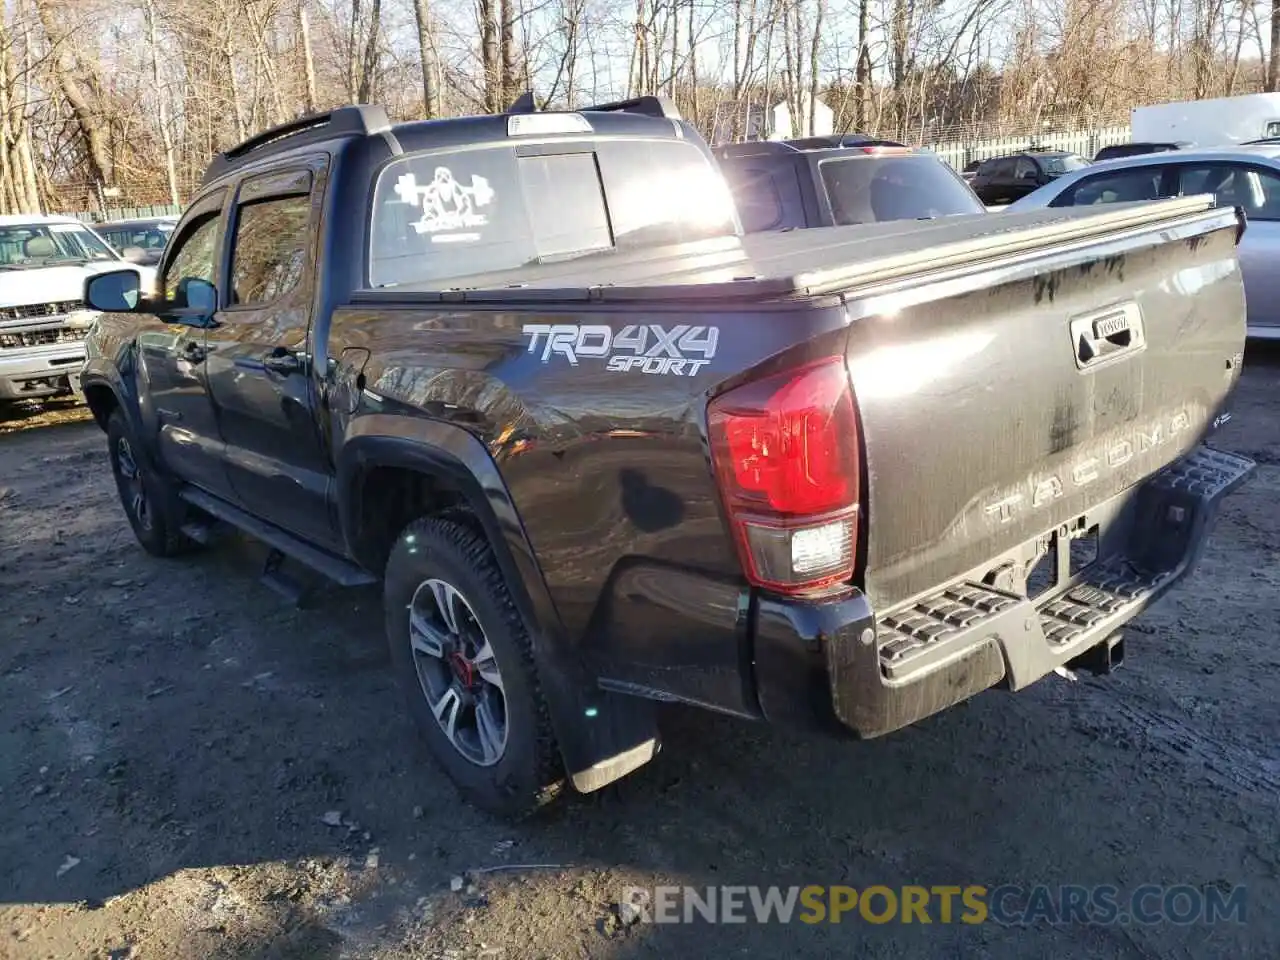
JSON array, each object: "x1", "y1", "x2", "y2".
[{"x1": 839, "y1": 198, "x2": 1246, "y2": 612}]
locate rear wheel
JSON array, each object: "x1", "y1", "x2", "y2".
[
  {"x1": 384, "y1": 516, "x2": 564, "y2": 820},
  {"x1": 106, "y1": 409, "x2": 195, "y2": 557}
]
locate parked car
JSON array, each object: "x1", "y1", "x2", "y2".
[
  {"x1": 1005, "y1": 143, "x2": 1280, "y2": 340},
  {"x1": 78, "y1": 100, "x2": 1254, "y2": 820},
  {"x1": 1093, "y1": 141, "x2": 1186, "y2": 162},
  {"x1": 713, "y1": 136, "x2": 985, "y2": 232},
  {"x1": 969, "y1": 150, "x2": 1092, "y2": 205},
  {"x1": 95, "y1": 216, "x2": 178, "y2": 266},
  {"x1": 0, "y1": 213, "x2": 155, "y2": 405}
]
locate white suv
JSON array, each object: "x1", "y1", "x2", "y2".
[{"x1": 0, "y1": 214, "x2": 153, "y2": 404}]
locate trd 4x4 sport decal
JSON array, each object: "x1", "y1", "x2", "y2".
[{"x1": 522, "y1": 323, "x2": 719, "y2": 377}]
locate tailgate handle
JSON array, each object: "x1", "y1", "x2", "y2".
[{"x1": 1070, "y1": 302, "x2": 1145, "y2": 370}]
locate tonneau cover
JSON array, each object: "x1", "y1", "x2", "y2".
[{"x1": 352, "y1": 195, "x2": 1222, "y2": 304}]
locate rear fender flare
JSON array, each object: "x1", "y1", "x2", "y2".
[
  {"x1": 335, "y1": 417, "x2": 561, "y2": 656},
  {"x1": 335, "y1": 414, "x2": 659, "y2": 790}
]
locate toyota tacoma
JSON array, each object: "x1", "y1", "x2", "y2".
[{"x1": 77, "y1": 98, "x2": 1255, "y2": 819}]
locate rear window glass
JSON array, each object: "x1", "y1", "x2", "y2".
[
  {"x1": 818, "y1": 155, "x2": 984, "y2": 225},
  {"x1": 593, "y1": 139, "x2": 737, "y2": 247},
  {"x1": 1040, "y1": 154, "x2": 1090, "y2": 175},
  {"x1": 369, "y1": 139, "x2": 737, "y2": 288},
  {"x1": 518, "y1": 153, "x2": 612, "y2": 258},
  {"x1": 719, "y1": 165, "x2": 785, "y2": 232}
]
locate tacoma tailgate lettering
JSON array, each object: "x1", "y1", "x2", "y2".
[{"x1": 983, "y1": 409, "x2": 1193, "y2": 525}]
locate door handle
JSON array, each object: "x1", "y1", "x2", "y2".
[
  {"x1": 1069, "y1": 302, "x2": 1146, "y2": 370},
  {"x1": 263, "y1": 347, "x2": 303, "y2": 376}
]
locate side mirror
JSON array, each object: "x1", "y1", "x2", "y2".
[{"x1": 84, "y1": 269, "x2": 143, "y2": 312}]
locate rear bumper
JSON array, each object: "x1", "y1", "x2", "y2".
[
  {"x1": 0, "y1": 345, "x2": 86, "y2": 399},
  {"x1": 753, "y1": 445, "x2": 1255, "y2": 738}
]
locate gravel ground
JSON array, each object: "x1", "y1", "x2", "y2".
[{"x1": 2, "y1": 351, "x2": 1279, "y2": 960}]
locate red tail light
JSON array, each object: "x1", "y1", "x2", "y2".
[{"x1": 707, "y1": 356, "x2": 860, "y2": 596}]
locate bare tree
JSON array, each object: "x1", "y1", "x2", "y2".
[
  {"x1": 34, "y1": 0, "x2": 113, "y2": 187},
  {"x1": 299, "y1": 0, "x2": 318, "y2": 113},
  {"x1": 412, "y1": 0, "x2": 442, "y2": 116}
]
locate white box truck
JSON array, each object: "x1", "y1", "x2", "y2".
[{"x1": 1130, "y1": 92, "x2": 1280, "y2": 146}]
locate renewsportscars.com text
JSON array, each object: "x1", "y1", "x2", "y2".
[{"x1": 619, "y1": 884, "x2": 1247, "y2": 926}]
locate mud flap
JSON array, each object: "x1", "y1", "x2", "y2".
[{"x1": 534, "y1": 655, "x2": 661, "y2": 794}]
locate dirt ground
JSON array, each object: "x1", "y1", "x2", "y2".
[{"x1": 2, "y1": 352, "x2": 1279, "y2": 960}]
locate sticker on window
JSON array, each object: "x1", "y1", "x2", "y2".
[{"x1": 393, "y1": 167, "x2": 495, "y2": 238}]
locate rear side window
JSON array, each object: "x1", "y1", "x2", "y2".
[
  {"x1": 1177, "y1": 163, "x2": 1280, "y2": 220},
  {"x1": 1059, "y1": 168, "x2": 1168, "y2": 207},
  {"x1": 819, "y1": 155, "x2": 984, "y2": 225},
  {"x1": 230, "y1": 195, "x2": 311, "y2": 306},
  {"x1": 369, "y1": 139, "x2": 737, "y2": 287}
]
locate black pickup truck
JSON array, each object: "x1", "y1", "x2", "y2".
[
  {"x1": 713, "y1": 135, "x2": 986, "y2": 232},
  {"x1": 78, "y1": 98, "x2": 1255, "y2": 819}
]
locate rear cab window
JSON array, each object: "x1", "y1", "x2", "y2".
[
  {"x1": 368, "y1": 138, "x2": 738, "y2": 288},
  {"x1": 818, "y1": 154, "x2": 984, "y2": 225},
  {"x1": 717, "y1": 162, "x2": 806, "y2": 232},
  {"x1": 1038, "y1": 153, "x2": 1091, "y2": 176}
]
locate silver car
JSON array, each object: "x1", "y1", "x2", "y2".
[{"x1": 1006, "y1": 144, "x2": 1280, "y2": 340}]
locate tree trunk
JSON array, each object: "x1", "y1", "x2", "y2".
[
  {"x1": 1269, "y1": 0, "x2": 1280, "y2": 91},
  {"x1": 479, "y1": 0, "x2": 500, "y2": 110},
  {"x1": 143, "y1": 0, "x2": 180, "y2": 207},
  {"x1": 299, "y1": 2, "x2": 318, "y2": 113},
  {"x1": 348, "y1": 0, "x2": 361, "y2": 103},
  {"x1": 223, "y1": 27, "x2": 245, "y2": 143},
  {"x1": 411, "y1": 0, "x2": 441, "y2": 117},
  {"x1": 500, "y1": 0, "x2": 517, "y2": 104},
  {"x1": 855, "y1": 0, "x2": 871, "y2": 130},
  {"x1": 357, "y1": 0, "x2": 382, "y2": 102},
  {"x1": 807, "y1": 0, "x2": 825, "y2": 136},
  {"x1": 34, "y1": 0, "x2": 114, "y2": 186}
]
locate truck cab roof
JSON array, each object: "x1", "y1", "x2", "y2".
[{"x1": 200, "y1": 99, "x2": 697, "y2": 190}]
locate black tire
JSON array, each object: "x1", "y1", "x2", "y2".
[
  {"x1": 384, "y1": 516, "x2": 564, "y2": 820},
  {"x1": 106, "y1": 409, "x2": 194, "y2": 558}
]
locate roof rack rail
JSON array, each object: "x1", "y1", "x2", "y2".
[
  {"x1": 502, "y1": 90, "x2": 682, "y2": 121},
  {"x1": 711, "y1": 140, "x2": 800, "y2": 156},
  {"x1": 202, "y1": 104, "x2": 392, "y2": 186},
  {"x1": 580, "y1": 95, "x2": 682, "y2": 120},
  {"x1": 713, "y1": 133, "x2": 908, "y2": 156}
]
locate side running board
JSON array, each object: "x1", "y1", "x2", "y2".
[{"x1": 179, "y1": 487, "x2": 378, "y2": 588}]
